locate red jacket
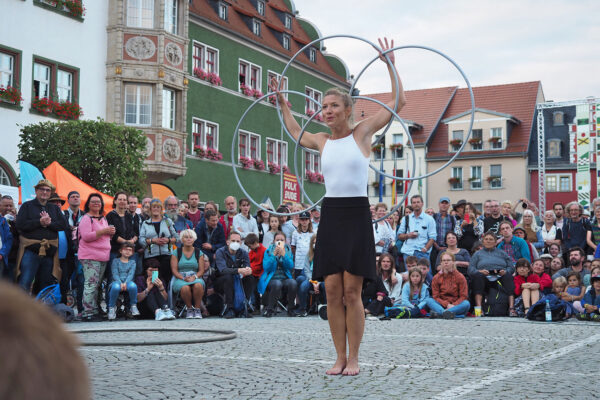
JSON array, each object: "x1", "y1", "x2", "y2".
[
  {"x1": 219, "y1": 214, "x2": 235, "y2": 239},
  {"x1": 431, "y1": 269, "x2": 468, "y2": 308},
  {"x1": 514, "y1": 273, "x2": 552, "y2": 296},
  {"x1": 249, "y1": 244, "x2": 266, "y2": 277}
]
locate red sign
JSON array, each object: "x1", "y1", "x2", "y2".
[{"x1": 283, "y1": 173, "x2": 300, "y2": 203}]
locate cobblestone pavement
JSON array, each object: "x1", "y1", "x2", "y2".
[{"x1": 72, "y1": 316, "x2": 599, "y2": 400}]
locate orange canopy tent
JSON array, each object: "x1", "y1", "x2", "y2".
[
  {"x1": 43, "y1": 161, "x2": 114, "y2": 210},
  {"x1": 150, "y1": 183, "x2": 176, "y2": 202}
]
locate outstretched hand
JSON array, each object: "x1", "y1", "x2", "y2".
[
  {"x1": 269, "y1": 76, "x2": 285, "y2": 102},
  {"x1": 377, "y1": 37, "x2": 395, "y2": 65}
]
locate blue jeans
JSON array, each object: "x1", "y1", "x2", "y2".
[
  {"x1": 18, "y1": 249, "x2": 55, "y2": 292},
  {"x1": 108, "y1": 281, "x2": 138, "y2": 307},
  {"x1": 426, "y1": 298, "x2": 470, "y2": 317},
  {"x1": 298, "y1": 279, "x2": 327, "y2": 311}
]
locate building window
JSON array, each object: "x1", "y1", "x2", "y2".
[
  {"x1": 124, "y1": 84, "x2": 152, "y2": 126},
  {"x1": 56, "y1": 69, "x2": 73, "y2": 102},
  {"x1": 489, "y1": 164, "x2": 502, "y2": 188},
  {"x1": 490, "y1": 127, "x2": 502, "y2": 149},
  {"x1": 546, "y1": 174, "x2": 571, "y2": 192},
  {"x1": 193, "y1": 118, "x2": 219, "y2": 150},
  {"x1": 0, "y1": 52, "x2": 14, "y2": 88},
  {"x1": 450, "y1": 167, "x2": 462, "y2": 190},
  {"x1": 305, "y1": 86, "x2": 322, "y2": 114},
  {"x1": 284, "y1": 14, "x2": 292, "y2": 29},
  {"x1": 305, "y1": 150, "x2": 321, "y2": 173},
  {"x1": 252, "y1": 19, "x2": 261, "y2": 36},
  {"x1": 266, "y1": 138, "x2": 287, "y2": 167},
  {"x1": 282, "y1": 34, "x2": 290, "y2": 50},
  {"x1": 127, "y1": 0, "x2": 154, "y2": 28},
  {"x1": 32, "y1": 58, "x2": 79, "y2": 104},
  {"x1": 257, "y1": 0, "x2": 265, "y2": 16},
  {"x1": 33, "y1": 62, "x2": 51, "y2": 98},
  {"x1": 309, "y1": 47, "x2": 317, "y2": 63},
  {"x1": 193, "y1": 41, "x2": 219, "y2": 74},
  {"x1": 373, "y1": 135, "x2": 385, "y2": 160},
  {"x1": 239, "y1": 60, "x2": 261, "y2": 92},
  {"x1": 470, "y1": 166, "x2": 482, "y2": 189},
  {"x1": 239, "y1": 131, "x2": 261, "y2": 161},
  {"x1": 450, "y1": 130, "x2": 463, "y2": 151},
  {"x1": 553, "y1": 111, "x2": 564, "y2": 126},
  {"x1": 267, "y1": 71, "x2": 287, "y2": 99},
  {"x1": 0, "y1": 166, "x2": 10, "y2": 186},
  {"x1": 218, "y1": 2, "x2": 228, "y2": 20},
  {"x1": 470, "y1": 129, "x2": 482, "y2": 150},
  {"x1": 547, "y1": 139, "x2": 561, "y2": 158},
  {"x1": 162, "y1": 88, "x2": 176, "y2": 130},
  {"x1": 392, "y1": 133, "x2": 403, "y2": 158},
  {"x1": 164, "y1": 0, "x2": 178, "y2": 34}
]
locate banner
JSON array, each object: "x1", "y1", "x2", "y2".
[
  {"x1": 283, "y1": 173, "x2": 300, "y2": 203},
  {"x1": 575, "y1": 104, "x2": 591, "y2": 211}
]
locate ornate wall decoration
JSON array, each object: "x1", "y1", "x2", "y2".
[
  {"x1": 145, "y1": 137, "x2": 154, "y2": 158},
  {"x1": 163, "y1": 138, "x2": 181, "y2": 162},
  {"x1": 125, "y1": 36, "x2": 156, "y2": 60},
  {"x1": 164, "y1": 43, "x2": 183, "y2": 67}
]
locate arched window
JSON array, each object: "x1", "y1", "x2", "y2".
[{"x1": 0, "y1": 166, "x2": 11, "y2": 186}]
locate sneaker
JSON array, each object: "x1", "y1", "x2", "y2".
[
  {"x1": 318, "y1": 304, "x2": 328, "y2": 320},
  {"x1": 223, "y1": 307, "x2": 236, "y2": 319},
  {"x1": 287, "y1": 309, "x2": 300, "y2": 317},
  {"x1": 194, "y1": 308, "x2": 203, "y2": 319},
  {"x1": 442, "y1": 310, "x2": 455, "y2": 320},
  {"x1": 130, "y1": 305, "x2": 140, "y2": 317},
  {"x1": 186, "y1": 308, "x2": 195, "y2": 319},
  {"x1": 509, "y1": 308, "x2": 518, "y2": 317},
  {"x1": 107, "y1": 307, "x2": 116, "y2": 321},
  {"x1": 263, "y1": 308, "x2": 274, "y2": 318},
  {"x1": 366, "y1": 315, "x2": 379, "y2": 321},
  {"x1": 298, "y1": 310, "x2": 308, "y2": 317},
  {"x1": 575, "y1": 313, "x2": 588, "y2": 321},
  {"x1": 155, "y1": 309, "x2": 165, "y2": 321},
  {"x1": 429, "y1": 311, "x2": 441, "y2": 319},
  {"x1": 591, "y1": 314, "x2": 600, "y2": 322}
]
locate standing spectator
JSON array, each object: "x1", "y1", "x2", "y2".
[
  {"x1": 127, "y1": 194, "x2": 143, "y2": 276},
  {"x1": 431, "y1": 197, "x2": 456, "y2": 267},
  {"x1": 0, "y1": 195, "x2": 17, "y2": 281},
  {"x1": 233, "y1": 198, "x2": 259, "y2": 251},
  {"x1": 426, "y1": 251, "x2": 470, "y2": 319},
  {"x1": 478, "y1": 200, "x2": 492, "y2": 225},
  {"x1": 63, "y1": 191, "x2": 83, "y2": 312},
  {"x1": 553, "y1": 202, "x2": 566, "y2": 230},
  {"x1": 219, "y1": 196, "x2": 237, "y2": 239},
  {"x1": 541, "y1": 210, "x2": 562, "y2": 253},
  {"x1": 291, "y1": 211, "x2": 314, "y2": 281},
  {"x1": 552, "y1": 247, "x2": 590, "y2": 282},
  {"x1": 452, "y1": 199, "x2": 466, "y2": 221},
  {"x1": 500, "y1": 200, "x2": 518, "y2": 227},
  {"x1": 194, "y1": 209, "x2": 226, "y2": 267},
  {"x1": 397, "y1": 195, "x2": 436, "y2": 259},
  {"x1": 16, "y1": 180, "x2": 67, "y2": 293},
  {"x1": 516, "y1": 209, "x2": 544, "y2": 250},
  {"x1": 165, "y1": 196, "x2": 194, "y2": 236},
  {"x1": 244, "y1": 232, "x2": 266, "y2": 313},
  {"x1": 186, "y1": 191, "x2": 203, "y2": 228},
  {"x1": 483, "y1": 200, "x2": 508, "y2": 237},
  {"x1": 262, "y1": 215, "x2": 280, "y2": 248},
  {"x1": 372, "y1": 203, "x2": 395, "y2": 254},
  {"x1": 256, "y1": 203, "x2": 272, "y2": 244},
  {"x1": 497, "y1": 221, "x2": 531, "y2": 264},
  {"x1": 78, "y1": 193, "x2": 114, "y2": 321},
  {"x1": 454, "y1": 203, "x2": 483, "y2": 252},
  {"x1": 587, "y1": 206, "x2": 600, "y2": 256},
  {"x1": 0, "y1": 209, "x2": 12, "y2": 281},
  {"x1": 139, "y1": 199, "x2": 179, "y2": 284},
  {"x1": 171, "y1": 229, "x2": 206, "y2": 319},
  {"x1": 434, "y1": 231, "x2": 471, "y2": 276},
  {"x1": 311, "y1": 206, "x2": 321, "y2": 231},
  {"x1": 562, "y1": 202, "x2": 590, "y2": 252},
  {"x1": 140, "y1": 197, "x2": 152, "y2": 220}
]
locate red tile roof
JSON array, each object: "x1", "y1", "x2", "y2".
[
  {"x1": 353, "y1": 86, "x2": 458, "y2": 144},
  {"x1": 427, "y1": 81, "x2": 542, "y2": 159},
  {"x1": 189, "y1": 0, "x2": 347, "y2": 84}
]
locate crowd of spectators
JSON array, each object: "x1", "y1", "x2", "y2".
[{"x1": 1, "y1": 180, "x2": 599, "y2": 323}]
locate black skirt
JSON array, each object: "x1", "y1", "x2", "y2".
[{"x1": 313, "y1": 197, "x2": 376, "y2": 282}]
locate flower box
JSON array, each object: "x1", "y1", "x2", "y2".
[
  {"x1": 487, "y1": 175, "x2": 501, "y2": 182},
  {"x1": 371, "y1": 181, "x2": 381, "y2": 187},
  {"x1": 64, "y1": 0, "x2": 85, "y2": 17},
  {"x1": 488, "y1": 137, "x2": 501, "y2": 143},
  {"x1": 193, "y1": 68, "x2": 222, "y2": 86},
  {"x1": 53, "y1": 100, "x2": 83, "y2": 120},
  {"x1": 448, "y1": 177, "x2": 461, "y2": 184},
  {"x1": 306, "y1": 109, "x2": 324, "y2": 122},
  {"x1": 195, "y1": 147, "x2": 207, "y2": 158},
  {"x1": 253, "y1": 159, "x2": 265, "y2": 170},
  {"x1": 268, "y1": 161, "x2": 281, "y2": 174},
  {"x1": 239, "y1": 156, "x2": 254, "y2": 169},
  {"x1": 240, "y1": 83, "x2": 254, "y2": 97},
  {"x1": 206, "y1": 148, "x2": 223, "y2": 161},
  {"x1": 449, "y1": 139, "x2": 463, "y2": 147},
  {"x1": 0, "y1": 85, "x2": 23, "y2": 106},
  {"x1": 306, "y1": 171, "x2": 324, "y2": 183},
  {"x1": 389, "y1": 143, "x2": 403, "y2": 150},
  {"x1": 468, "y1": 177, "x2": 478, "y2": 182},
  {"x1": 268, "y1": 95, "x2": 292, "y2": 108},
  {"x1": 468, "y1": 138, "x2": 482, "y2": 145}
]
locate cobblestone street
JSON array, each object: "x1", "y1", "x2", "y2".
[{"x1": 73, "y1": 316, "x2": 598, "y2": 399}]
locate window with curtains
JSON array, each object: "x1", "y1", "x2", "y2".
[{"x1": 239, "y1": 131, "x2": 261, "y2": 160}]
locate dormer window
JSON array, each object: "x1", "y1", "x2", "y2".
[
  {"x1": 252, "y1": 19, "x2": 261, "y2": 36},
  {"x1": 309, "y1": 47, "x2": 317, "y2": 63},
  {"x1": 547, "y1": 139, "x2": 562, "y2": 158},
  {"x1": 284, "y1": 14, "x2": 292, "y2": 29},
  {"x1": 218, "y1": 2, "x2": 228, "y2": 20},
  {"x1": 257, "y1": 0, "x2": 265, "y2": 16},
  {"x1": 282, "y1": 34, "x2": 290, "y2": 50},
  {"x1": 553, "y1": 111, "x2": 564, "y2": 126}
]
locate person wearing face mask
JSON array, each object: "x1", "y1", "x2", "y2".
[{"x1": 214, "y1": 231, "x2": 252, "y2": 318}]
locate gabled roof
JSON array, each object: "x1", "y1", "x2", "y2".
[
  {"x1": 353, "y1": 86, "x2": 458, "y2": 145},
  {"x1": 442, "y1": 108, "x2": 520, "y2": 125},
  {"x1": 189, "y1": 0, "x2": 347, "y2": 84},
  {"x1": 427, "y1": 81, "x2": 542, "y2": 159}
]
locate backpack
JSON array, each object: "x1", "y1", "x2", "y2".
[
  {"x1": 526, "y1": 294, "x2": 568, "y2": 321},
  {"x1": 176, "y1": 247, "x2": 201, "y2": 262},
  {"x1": 232, "y1": 274, "x2": 247, "y2": 314},
  {"x1": 484, "y1": 280, "x2": 509, "y2": 316}
]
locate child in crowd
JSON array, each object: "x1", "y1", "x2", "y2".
[
  {"x1": 394, "y1": 268, "x2": 429, "y2": 318},
  {"x1": 363, "y1": 262, "x2": 391, "y2": 319},
  {"x1": 417, "y1": 257, "x2": 433, "y2": 292},
  {"x1": 558, "y1": 271, "x2": 586, "y2": 315},
  {"x1": 530, "y1": 259, "x2": 553, "y2": 295},
  {"x1": 577, "y1": 275, "x2": 600, "y2": 321},
  {"x1": 107, "y1": 243, "x2": 139, "y2": 320},
  {"x1": 513, "y1": 259, "x2": 536, "y2": 315},
  {"x1": 245, "y1": 233, "x2": 266, "y2": 314},
  {"x1": 291, "y1": 211, "x2": 314, "y2": 282},
  {"x1": 379, "y1": 253, "x2": 402, "y2": 303},
  {"x1": 552, "y1": 276, "x2": 568, "y2": 301},
  {"x1": 262, "y1": 215, "x2": 281, "y2": 248}
]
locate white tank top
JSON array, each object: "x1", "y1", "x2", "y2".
[{"x1": 321, "y1": 132, "x2": 369, "y2": 197}]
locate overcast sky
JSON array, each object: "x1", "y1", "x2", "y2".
[{"x1": 292, "y1": 0, "x2": 599, "y2": 102}]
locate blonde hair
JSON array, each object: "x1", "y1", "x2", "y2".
[{"x1": 324, "y1": 87, "x2": 354, "y2": 124}]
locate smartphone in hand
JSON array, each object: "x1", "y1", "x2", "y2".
[
  {"x1": 152, "y1": 270, "x2": 159, "y2": 282},
  {"x1": 465, "y1": 214, "x2": 470, "y2": 223}
]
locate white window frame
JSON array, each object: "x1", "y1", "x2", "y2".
[
  {"x1": 192, "y1": 118, "x2": 219, "y2": 150},
  {"x1": 553, "y1": 111, "x2": 564, "y2": 126},
  {"x1": 252, "y1": 19, "x2": 261, "y2": 36},
  {"x1": 239, "y1": 59, "x2": 261, "y2": 91},
  {"x1": 392, "y1": 133, "x2": 403, "y2": 159},
  {"x1": 0, "y1": 167, "x2": 10, "y2": 186},
  {"x1": 373, "y1": 134, "x2": 385, "y2": 161},
  {"x1": 305, "y1": 86, "x2": 322, "y2": 114},
  {"x1": 124, "y1": 84, "x2": 152, "y2": 126},
  {"x1": 451, "y1": 130, "x2": 463, "y2": 151},
  {"x1": 257, "y1": 0, "x2": 265, "y2": 16},
  {"x1": 192, "y1": 41, "x2": 219, "y2": 74},
  {"x1": 305, "y1": 150, "x2": 321, "y2": 173},
  {"x1": 547, "y1": 138, "x2": 562, "y2": 158},
  {"x1": 284, "y1": 14, "x2": 292, "y2": 29},
  {"x1": 33, "y1": 62, "x2": 51, "y2": 98},
  {"x1": 266, "y1": 138, "x2": 288, "y2": 167},
  {"x1": 162, "y1": 88, "x2": 176, "y2": 130},
  {"x1": 470, "y1": 129, "x2": 483, "y2": 150},
  {"x1": 491, "y1": 127, "x2": 503, "y2": 149},
  {"x1": 282, "y1": 34, "x2": 290, "y2": 50},
  {"x1": 0, "y1": 52, "x2": 14, "y2": 88},
  {"x1": 164, "y1": 0, "x2": 178, "y2": 34},
  {"x1": 56, "y1": 69, "x2": 73, "y2": 102},
  {"x1": 267, "y1": 71, "x2": 287, "y2": 100},
  {"x1": 309, "y1": 47, "x2": 317, "y2": 63},
  {"x1": 546, "y1": 173, "x2": 572, "y2": 192},
  {"x1": 451, "y1": 167, "x2": 463, "y2": 190},
  {"x1": 239, "y1": 130, "x2": 261, "y2": 161},
  {"x1": 489, "y1": 164, "x2": 502, "y2": 189},
  {"x1": 470, "y1": 165, "x2": 482, "y2": 190},
  {"x1": 218, "y1": 1, "x2": 228, "y2": 20},
  {"x1": 127, "y1": 0, "x2": 154, "y2": 28}
]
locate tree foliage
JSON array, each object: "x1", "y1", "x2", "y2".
[{"x1": 18, "y1": 119, "x2": 147, "y2": 197}]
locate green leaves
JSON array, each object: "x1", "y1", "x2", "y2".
[{"x1": 18, "y1": 119, "x2": 147, "y2": 197}]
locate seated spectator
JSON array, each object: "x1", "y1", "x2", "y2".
[
  {"x1": 417, "y1": 258, "x2": 433, "y2": 290},
  {"x1": 550, "y1": 256, "x2": 564, "y2": 276},
  {"x1": 164, "y1": 196, "x2": 194, "y2": 237},
  {"x1": 470, "y1": 240, "x2": 483, "y2": 254},
  {"x1": 548, "y1": 243, "x2": 561, "y2": 259},
  {"x1": 530, "y1": 259, "x2": 553, "y2": 295},
  {"x1": 516, "y1": 209, "x2": 544, "y2": 251},
  {"x1": 426, "y1": 251, "x2": 470, "y2": 319},
  {"x1": 393, "y1": 267, "x2": 429, "y2": 318},
  {"x1": 539, "y1": 253, "x2": 553, "y2": 273},
  {"x1": 171, "y1": 229, "x2": 206, "y2": 319},
  {"x1": 513, "y1": 259, "x2": 537, "y2": 316},
  {"x1": 576, "y1": 275, "x2": 600, "y2": 321},
  {"x1": 245, "y1": 233, "x2": 266, "y2": 313},
  {"x1": 454, "y1": 203, "x2": 483, "y2": 251},
  {"x1": 257, "y1": 232, "x2": 298, "y2": 317},
  {"x1": 362, "y1": 268, "x2": 391, "y2": 319},
  {"x1": 552, "y1": 247, "x2": 590, "y2": 283},
  {"x1": 262, "y1": 215, "x2": 280, "y2": 248},
  {"x1": 107, "y1": 243, "x2": 139, "y2": 320},
  {"x1": 435, "y1": 231, "x2": 471, "y2": 276},
  {"x1": 550, "y1": 277, "x2": 570, "y2": 317},
  {"x1": 562, "y1": 202, "x2": 591, "y2": 251},
  {"x1": 558, "y1": 271, "x2": 586, "y2": 315},
  {"x1": 541, "y1": 210, "x2": 562, "y2": 253},
  {"x1": 468, "y1": 231, "x2": 516, "y2": 316},
  {"x1": 379, "y1": 253, "x2": 402, "y2": 304},
  {"x1": 513, "y1": 227, "x2": 539, "y2": 261},
  {"x1": 135, "y1": 258, "x2": 175, "y2": 320},
  {"x1": 194, "y1": 209, "x2": 226, "y2": 266},
  {"x1": 297, "y1": 234, "x2": 326, "y2": 316},
  {"x1": 139, "y1": 199, "x2": 179, "y2": 285},
  {"x1": 498, "y1": 221, "x2": 531, "y2": 264},
  {"x1": 585, "y1": 262, "x2": 600, "y2": 287},
  {"x1": 214, "y1": 232, "x2": 253, "y2": 318}
]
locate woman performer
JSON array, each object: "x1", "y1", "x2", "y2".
[{"x1": 270, "y1": 37, "x2": 405, "y2": 375}]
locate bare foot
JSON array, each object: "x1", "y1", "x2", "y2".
[
  {"x1": 326, "y1": 358, "x2": 346, "y2": 375},
  {"x1": 342, "y1": 359, "x2": 360, "y2": 376}
]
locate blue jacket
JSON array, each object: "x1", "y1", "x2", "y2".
[
  {"x1": 194, "y1": 219, "x2": 226, "y2": 262},
  {"x1": 171, "y1": 215, "x2": 194, "y2": 233},
  {"x1": 139, "y1": 217, "x2": 179, "y2": 258},
  {"x1": 581, "y1": 288, "x2": 600, "y2": 313},
  {"x1": 397, "y1": 282, "x2": 430, "y2": 309},
  {"x1": 497, "y1": 236, "x2": 531, "y2": 264},
  {"x1": 257, "y1": 243, "x2": 294, "y2": 295},
  {"x1": 0, "y1": 216, "x2": 13, "y2": 266},
  {"x1": 111, "y1": 258, "x2": 136, "y2": 284},
  {"x1": 214, "y1": 246, "x2": 250, "y2": 275}
]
